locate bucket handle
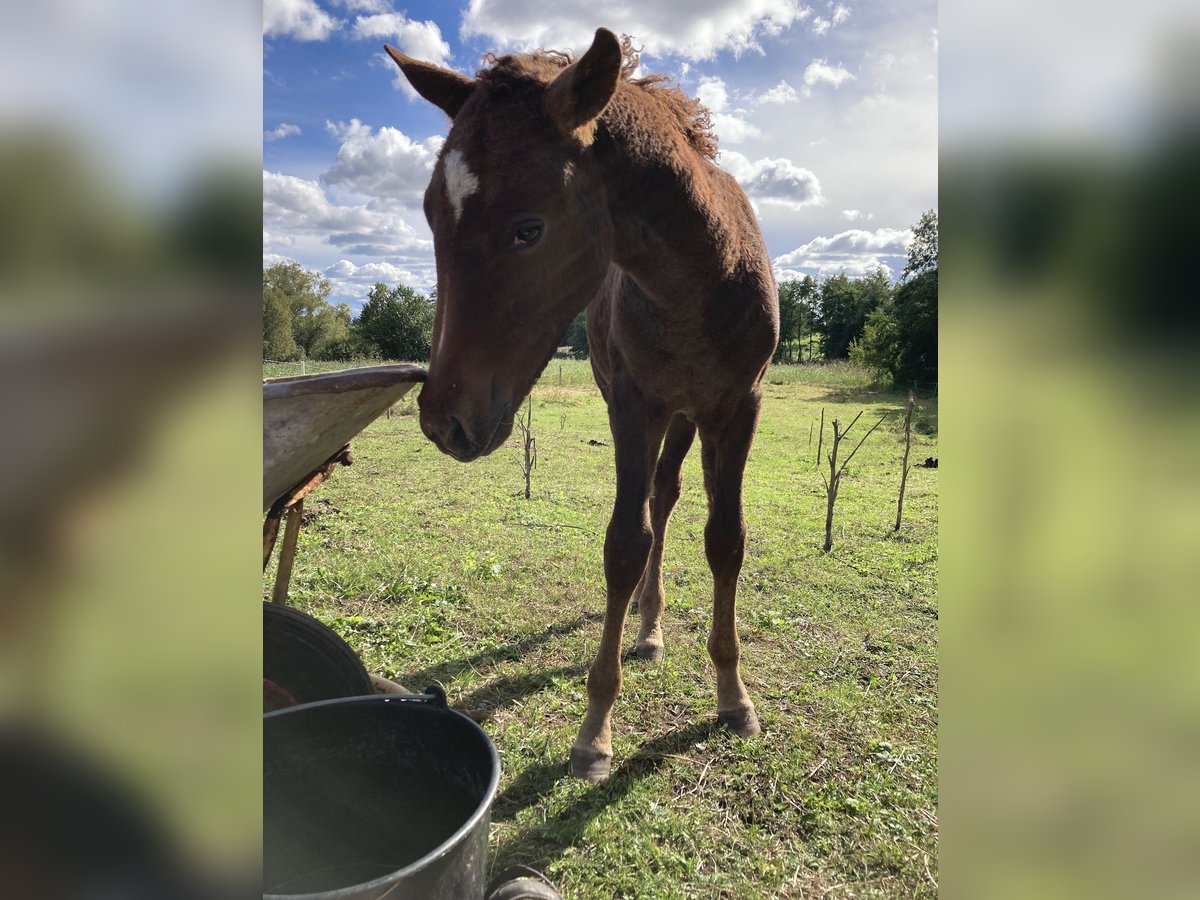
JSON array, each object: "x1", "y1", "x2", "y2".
[{"x1": 383, "y1": 684, "x2": 448, "y2": 708}]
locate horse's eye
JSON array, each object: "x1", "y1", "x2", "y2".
[{"x1": 513, "y1": 221, "x2": 543, "y2": 247}]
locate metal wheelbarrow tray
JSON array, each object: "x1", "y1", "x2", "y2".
[{"x1": 263, "y1": 364, "x2": 427, "y2": 602}]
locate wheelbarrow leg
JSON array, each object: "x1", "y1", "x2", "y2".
[
  {"x1": 271, "y1": 500, "x2": 304, "y2": 606},
  {"x1": 263, "y1": 509, "x2": 283, "y2": 570}
]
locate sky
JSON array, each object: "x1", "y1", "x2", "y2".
[{"x1": 263, "y1": 0, "x2": 938, "y2": 312}]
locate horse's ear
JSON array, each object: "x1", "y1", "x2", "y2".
[
  {"x1": 545, "y1": 28, "x2": 622, "y2": 145},
  {"x1": 385, "y1": 45, "x2": 474, "y2": 119}
]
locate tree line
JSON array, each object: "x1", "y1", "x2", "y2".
[
  {"x1": 264, "y1": 209, "x2": 935, "y2": 386},
  {"x1": 263, "y1": 261, "x2": 435, "y2": 361}
]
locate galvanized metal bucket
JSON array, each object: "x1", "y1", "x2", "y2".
[{"x1": 264, "y1": 692, "x2": 499, "y2": 900}]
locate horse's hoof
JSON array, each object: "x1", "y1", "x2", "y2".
[
  {"x1": 632, "y1": 642, "x2": 664, "y2": 663},
  {"x1": 569, "y1": 745, "x2": 612, "y2": 783},
  {"x1": 718, "y1": 706, "x2": 761, "y2": 737}
]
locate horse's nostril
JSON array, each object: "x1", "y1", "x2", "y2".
[{"x1": 445, "y1": 416, "x2": 472, "y2": 457}]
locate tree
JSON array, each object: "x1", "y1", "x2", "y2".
[
  {"x1": 775, "y1": 276, "x2": 818, "y2": 363},
  {"x1": 263, "y1": 284, "x2": 298, "y2": 360},
  {"x1": 354, "y1": 282, "x2": 435, "y2": 361},
  {"x1": 851, "y1": 300, "x2": 901, "y2": 379},
  {"x1": 851, "y1": 211, "x2": 938, "y2": 386},
  {"x1": 563, "y1": 309, "x2": 589, "y2": 358},
  {"x1": 262, "y1": 261, "x2": 353, "y2": 360},
  {"x1": 904, "y1": 209, "x2": 938, "y2": 279},
  {"x1": 795, "y1": 275, "x2": 819, "y2": 361},
  {"x1": 818, "y1": 268, "x2": 891, "y2": 360},
  {"x1": 305, "y1": 302, "x2": 357, "y2": 359}
]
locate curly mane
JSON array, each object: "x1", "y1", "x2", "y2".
[{"x1": 476, "y1": 34, "x2": 718, "y2": 160}]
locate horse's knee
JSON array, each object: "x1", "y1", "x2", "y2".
[
  {"x1": 704, "y1": 514, "x2": 746, "y2": 579},
  {"x1": 653, "y1": 471, "x2": 683, "y2": 513},
  {"x1": 605, "y1": 516, "x2": 653, "y2": 589},
  {"x1": 706, "y1": 630, "x2": 740, "y2": 670},
  {"x1": 586, "y1": 658, "x2": 622, "y2": 702}
]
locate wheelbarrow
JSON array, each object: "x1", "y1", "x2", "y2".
[{"x1": 262, "y1": 363, "x2": 426, "y2": 604}]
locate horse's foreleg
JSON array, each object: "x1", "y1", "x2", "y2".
[
  {"x1": 570, "y1": 392, "x2": 666, "y2": 782},
  {"x1": 632, "y1": 413, "x2": 696, "y2": 662},
  {"x1": 700, "y1": 393, "x2": 762, "y2": 738}
]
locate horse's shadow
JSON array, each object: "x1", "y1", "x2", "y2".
[
  {"x1": 396, "y1": 612, "x2": 720, "y2": 876},
  {"x1": 456, "y1": 662, "x2": 590, "y2": 724},
  {"x1": 805, "y1": 390, "x2": 906, "y2": 409},
  {"x1": 396, "y1": 612, "x2": 600, "y2": 689},
  {"x1": 489, "y1": 720, "x2": 721, "y2": 875}
]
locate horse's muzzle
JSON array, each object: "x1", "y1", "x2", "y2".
[{"x1": 419, "y1": 401, "x2": 512, "y2": 462}]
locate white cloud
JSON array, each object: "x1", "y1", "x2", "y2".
[
  {"x1": 264, "y1": 122, "x2": 301, "y2": 142},
  {"x1": 322, "y1": 119, "x2": 444, "y2": 206},
  {"x1": 804, "y1": 59, "x2": 855, "y2": 88},
  {"x1": 324, "y1": 258, "x2": 434, "y2": 296},
  {"x1": 720, "y1": 150, "x2": 824, "y2": 209},
  {"x1": 758, "y1": 80, "x2": 799, "y2": 104},
  {"x1": 461, "y1": 0, "x2": 814, "y2": 60},
  {"x1": 263, "y1": 169, "x2": 432, "y2": 258},
  {"x1": 773, "y1": 226, "x2": 910, "y2": 275},
  {"x1": 698, "y1": 76, "x2": 761, "y2": 144},
  {"x1": 774, "y1": 259, "x2": 891, "y2": 281},
  {"x1": 831, "y1": 4, "x2": 850, "y2": 26},
  {"x1": 841, "y1": 209, "x2": 873, "y2": 221},
  {"x1": 263, "y1": 0, "x2": 340, "y2": 41},
  {"x1": 714, "y1": 111, "x2": 761, "y2": 143},
  {"x1": 811, "y1": 18, "x2": 830, "y2": 35},
  {"x1": 326, "y1": 259, "x2": 417, "y2": 282},
  {"x1": 697, "y1": 76, "x2": 729, "y2": 113},
  {"x1": 330, "y1": 0, "x2": 390, "y2": 11},
  {"x1": 351, "y1": 13, "x2": 452, "y2": 67}
]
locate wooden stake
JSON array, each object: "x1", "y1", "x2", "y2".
[
  {"x1": 821, "y1": 411, "x2": 887, "y2": 552},
  {"x1": 517, "y1": 393, "x2": 537, "y2": 499},
  {"x1": 895, "y1": 392, "x2": 916, "y2": 532},
  {"x1": 816, "y1": 407, "x2": 825, "y2": 467}
]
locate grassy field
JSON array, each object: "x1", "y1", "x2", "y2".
[{"x1": 264, "y1": 358, "x2": 938, "y2": 898}]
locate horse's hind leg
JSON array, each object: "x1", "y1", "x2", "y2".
[
  {"x1": 699, "y1": 392, "x2": 763, "y2": 738},
  {"x1": 632, "y1": 413, "x2": 696, "y2": 662},
  {"x1": 570, "y1": 385, "x2": 668, "y2": 782}
]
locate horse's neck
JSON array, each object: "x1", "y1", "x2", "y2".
[{"x1": 597, "y1": 139, "x2": 743, "y2": 306}]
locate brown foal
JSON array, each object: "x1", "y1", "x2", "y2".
[{"x1": 387, "y1": 28, "x2": 779, "y2": 781}]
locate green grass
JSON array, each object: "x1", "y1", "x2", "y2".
[{"x1": 265, "y1": 357, "x2": 938, "y2": 898}]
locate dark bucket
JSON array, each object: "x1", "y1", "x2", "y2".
[
  {"x1": 264, "y1": 692, "x2": 500, "y2": 899},
  {"x1": 263, "y1": 603, "x2": 373, "y2": 711}
]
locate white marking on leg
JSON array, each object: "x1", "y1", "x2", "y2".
[{"x1": 442, "y1": 148, "x2": 479, "y2": 224}]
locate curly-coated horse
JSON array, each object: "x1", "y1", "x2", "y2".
[{"x1": 387, "y1": 28, "x2": 779, "y2": 781}]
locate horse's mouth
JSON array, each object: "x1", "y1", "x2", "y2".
[{"x1": 432, "y1": 405, "x2": 513, "y2": 462}]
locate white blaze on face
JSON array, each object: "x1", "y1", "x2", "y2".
[{"x1": 442, "y1": 148, "x2": 479, "y2": 225}]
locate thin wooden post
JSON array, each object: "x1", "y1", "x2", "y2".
[
  {"x1": 895, "y1": 392, "x2": 916, "y2": 532},
  {"x1": 823, "y1": 420, "x2": 841, "y2": 552},
  {"x1": 820, "y1": 410, "x2": 886, "y2": 553},
  {"x1": 816, "y1": 407, "x2": 825, "y2": 467},
  {"x1": 516, "y1": 393, "x2": 537, "y2": 499}
]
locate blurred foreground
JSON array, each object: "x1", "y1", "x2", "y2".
[
  {"x1": 942, "y1": 1, "x2": 1200, "y2": 896},
  {"x1": 0, "y1": 1, "x2": 260, "y2": 894}
]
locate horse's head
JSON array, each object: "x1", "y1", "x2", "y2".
[{"x1": 386, "y1": 29, "x2": 623, "y2": 461}]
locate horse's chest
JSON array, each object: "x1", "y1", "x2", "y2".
[{"x1": 613, "y1": 312, "x2": 716, "y2": 405}]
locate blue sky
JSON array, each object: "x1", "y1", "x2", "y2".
[{"x1": 264, "y1": 0, "x2": 937, "y2": 311}]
